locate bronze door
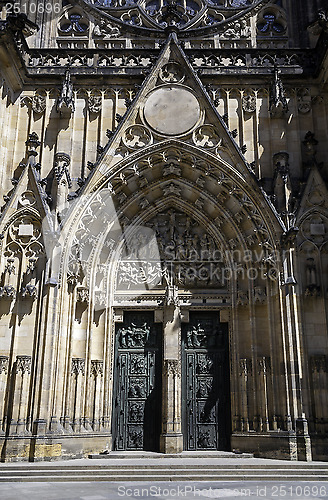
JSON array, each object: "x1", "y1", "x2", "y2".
[
  {"x1": 112, "y1": 312, "x2": 162, "y2": 451},
  {"x1": 182, "y1": 312, "x2": 231, "y2": 450}
]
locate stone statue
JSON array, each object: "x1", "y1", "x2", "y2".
[{"x1": 56, "y1": 70, "x2": 75, "y2": 113}]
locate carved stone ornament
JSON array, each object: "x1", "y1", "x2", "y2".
[
  {"x1": 76, "y1": 287, "x2": 89, "y2": 303},
  {"x1": 16, "y1": 355, "x2": 32, "y2": 375},
  {"x1": 0, "y1": 285, "x2": 16, "y2": 299},
  {"x1": 237, "y1": 290, "x2": 248, "y2": 306},
  {"x1": 297, "y1": 89, "x2": 312, "y2": 114},
  {"x1": 93, "y1": 19, "x2": 120, "y2": 38},
  {"x1": 21, "y1": 284, "x2": 38, "y2": 299},
  {"x1": 269, "y1": 66, "x2": 288, "y2": 118},
  {"x1": 159, "y1": 62, "x2": 185, "y2": 83},
  {"x1": 221, "y1": 19, "x2": 251, "y2": 39},
  {"x1": 123, "y1": 125, "x2": 152, "y2": 150},
  {"x1": 71, "y1": 358, "x2": 85, "y2": 376},
  {"x1": 32, "y1": 94, "x2": 46, "y2": 114},
  {"x1": 118, "y1": 323, "x2": 151, "y2": 349},
  {"x1": 54, "y1": 152, "x2": 72, "y2": 188},
  {"x1": 4, "y1": 259, "x2": 15, "y2": 275},
  {"x1": 193, "y1": 125, "x2": 221, "y2": 148},
  {"x1": 90, "y1": 360, "x2": 104, "y2": 377},
  {"x1": 26, "y1": 132, "x2": 41, "y2": 158},
  {"x1": 18, "y1": 191, "x2": 36, "y2": 208},
  {"x1": 239, "y1": 358, "x2": 252, "y2": 376},
  {"x1": 253, "y1": 286, "x2": 267, "y2": 304},
  {"x1": 164, "y1": 359, "x2": 181, "y2": 378},
  {"x1": 88, "y1": 94, "x2": 102, "y2": 114},
  {"x1": 162, "y1": 183, "x2": 182, "y2": 196},
  {"x1": 56, "y1": 70, "x2": 75, "y2": 114},
  {"x1": 164, "y1": 281, "x2": 179, "y2": 306},
  {"x1": 242, "y1": 94, "x2": 256, "y2": 113},
  {"x1": 0, "y1": 356, "x2": 9, "y2": 374},
  {"x1": 258, "y1": 357, "x2": 271, "y2": 375}
]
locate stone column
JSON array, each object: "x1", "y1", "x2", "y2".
[
  {"x1": 160, "y1": 285, "x2": 183, "y2": 453},
  {"x1": 310, "y1": 356, "x2": 328, "y2": 434},
  {"x1": 90, "y1": 360, "x2": 104, "y2": 431},
  {"x1": 257, "y1": 357, "x2": 271, "y2": 432},
  {"x1": 10, "y1": 355, "x2": 32, "y2": 435},
  {"x1": 0, "y1": 356, "x2": 9, "y2": 435},
  {"x1": 70, "y1": 358, "x2": 85, "y2": 433},
  {"x1": 239, "y1": 358, "x2": 252, "y2": 432}
]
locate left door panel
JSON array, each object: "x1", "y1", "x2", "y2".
[{"x1": 112, "y1": 312, "x2": 162, "y2": 451}]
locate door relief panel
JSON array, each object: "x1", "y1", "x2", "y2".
[
  {"x1": 183, "y1": 313, "x2": 230, "y2": 451},
  {"x1": 113, "y1": 312, "x2": 161, "y2": 451}
]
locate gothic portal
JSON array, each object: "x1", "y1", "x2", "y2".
[{"x1": 0, "y1": 0, "x2": 328, "y2": 462}]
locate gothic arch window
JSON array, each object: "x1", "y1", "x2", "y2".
[
  {"x1": 58, "y1": 6, "x2": 90, "y2": 36},
  {"x1": 256, "y1": 6, "x2": 287, "y2": 36}
]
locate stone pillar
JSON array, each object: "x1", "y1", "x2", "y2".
[
  {"x1": 10, "y1": 355, "x2": 32, "y2": 435},
  {"x1": 310, "y1": 356, "x2": 328, "y2": 434},
  {"x1": 239, "y1": 358, "x2": 252, "y2": 432},
  {"x1": 160, "y1": 288, "x2": 183, "y2": 453},
  {"x1": 0, "y1": 356, "x2": 9, "y2": 435},
  {"x1": 70, "y1": 358, "x2": 85, "y2": 433},
  {"x1": 280, "y1": 232, "x2": 312, "y2": 461},
  {"x1": 257, "y1": 357, "x2": 271, "y2": 432},
  {"x1": 90, "y1": 360, "x2": 104, "y2": 431}
]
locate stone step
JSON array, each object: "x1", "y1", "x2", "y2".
[
  {"x1": 1, "y1": 462, "x2": 328, "y2": 470},
  {"x1": 88, "y1": 451, "x2": 254, "y2": 459},
  {"x1": 1, "y1": 472, "x2": 328, "y2": 482},
  {"x1": 1, "y1": 464, "x2": 328, "y2": 482}
]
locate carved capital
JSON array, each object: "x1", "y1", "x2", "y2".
[
  {"x1": 0, "y1": 355, "x2": 9, "y2": 374},
  {"x1": 71, "y1": 358, "x2": 85, "y2": 376},
  {"x1": 239, "y1": 358, "x2": 252, "y2": 377},
  {"x1": 0, "y1": 285, "x2": 16, "y2": 299},
  {"x1": 21, "y1": 284, "x2": 38, "y2": 299},
  {"x1": 16, "y1": 355, "x2": 31, "y2": 375},
  {"x1": 253, "y1": 286, "x2": 267, "y2": 304},
  {"x1": 91, "y1": 360, "x2": 104, "y2": 377},
  {"x1": 257, "y1": 356, "x2": 271, "y2": 375},
  {"x1": 163, "y1": 359, "x2": 181, "y2": 378},
  {"x1": 236, "y1": 290, "x2": 248, "y2": 307}
]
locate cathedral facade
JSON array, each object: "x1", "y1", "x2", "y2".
[{"x1": 0, "y1": 0, "x2": 328, "y2": 462}]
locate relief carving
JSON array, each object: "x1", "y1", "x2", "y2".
[
  {"x1": 242, "y1": 94, "x2": 256, "y2": 113},
  {"x1": 71, "y1": 358, "x2": 85, "y2": 376},
  {"x1": 90, "y1": 360, "x2": 103, "y2": 377},
  {"x1": 16, "y1": 355, "x2": 32, "y2": 375},
  {"x1": 119, "y1": 323, "x2": 150, "y2": 348},
  {"x1": 32, "y1": 94, "x2": 46, "y2": 114},
  {"x1": 193, "y1": 125, "x2": 221, "y2": 148},
  {"x1": 0, "y1": 356, "x2": 9, "y2": 375},
  {"x1": 123, "y1": 125, "x2": 152, "y2": 150},
  {"x1": 88, "y1": 94, "x2": 102, "y2": 114}
]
